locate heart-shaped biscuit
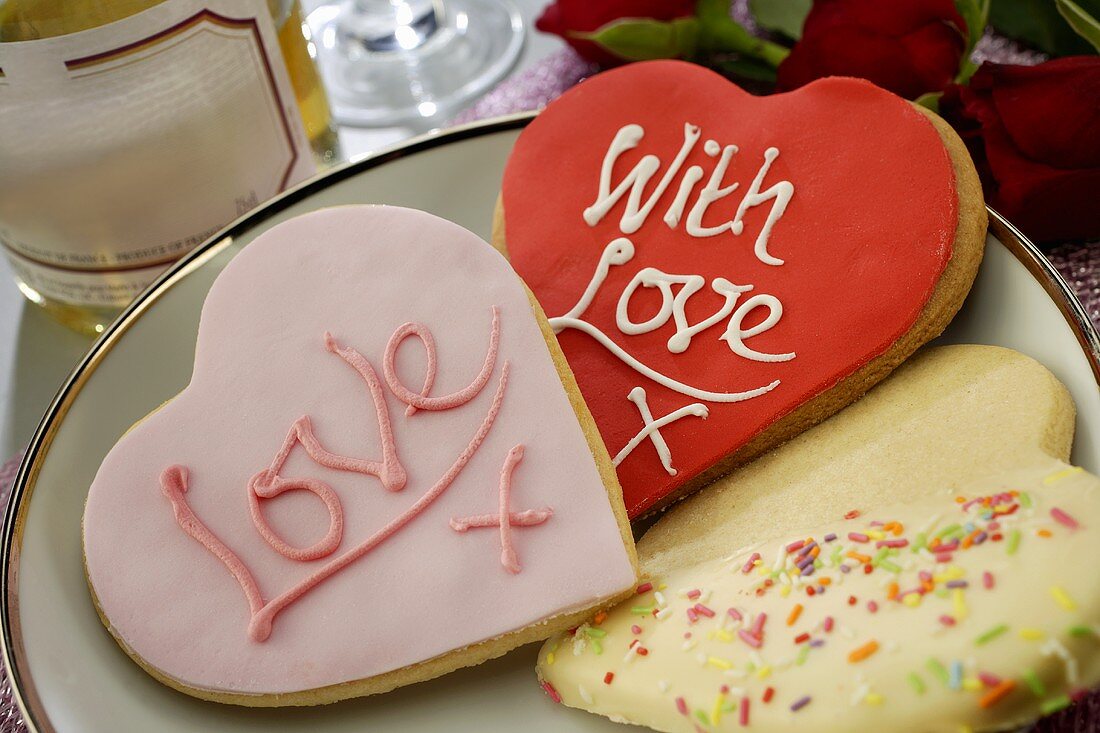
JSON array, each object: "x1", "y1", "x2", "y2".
[
  {"x1": 537, "y1": 345, "x2": 1100, "y2": 732},
  {"x1": 82, "y1": 206, "x2": 637, "y2": 705},
  {"x1": 495, "y1": 60, "x2": 986, "y2": 518}
]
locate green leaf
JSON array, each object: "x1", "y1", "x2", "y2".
[
  {"x1": 953, "y1": 0, "x2": 990, "y2": 52},
  {"x1": 575, "y1": 17, "x2": 700, "y2": 61},
  {"x1": 1056, "y1": 0, "x2": 1100, "y2": 51},
  {"x1": 749, "y1": 0, "x2": 812, "y2": 39},
  {"x1": 914, "y1": 91, "x2": 943, "y2": 113},
  {"x1": 697, "y1": 15, "x2": 791, "y2": 66},
  {"x1": 696, "y1": 0, "x2": 733, "y2": 22},
  {"x1": 990, "y1": 0, "x2": 1100, "y2": 55},
  {"x1": 712, "y1": 55, "x2": 780, "y2": 82}
]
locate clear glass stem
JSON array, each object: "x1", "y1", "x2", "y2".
[
  {"x1": 307, "y1": 0, "x2": 524, "y2": 127},
  {"x1": 339, "y1": 0, "x2": 440, "y2": 53}
]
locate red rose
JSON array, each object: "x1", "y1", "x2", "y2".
[
  {"x1": 941, "y1": 58, "x2": 1100, "y2": 244},
  {"x1": 535, "y1": 0, "x2": 696, "y2": 67},
  {"x1": 776, "y1": 0, "x2": 967, "y2": 99}
]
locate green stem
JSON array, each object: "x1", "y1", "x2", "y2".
[
  {"x1": 700, "y1": 19, "x2": 791, "y2": 67},
  {"x1": 754, "y1": 37, "x2": 792, "y2": 66},
  {"x1": 954, "y1": 58, "x2": 980, "y2": 85}
]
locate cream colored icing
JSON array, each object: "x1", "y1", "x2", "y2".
[
  {"x1": 82, "y1": 206, "x2": 635, "y2": 695},
  {"x1": 538, "y1": 463, "x2": 1100, "y2": 732}
]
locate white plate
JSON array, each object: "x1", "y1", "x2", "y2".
[{"x1": 3, "y1": 115, "x2": 1099, "y2": 733}]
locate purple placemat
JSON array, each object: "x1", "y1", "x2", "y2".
[
  {"x1": 1051, "y1": 242, "x2": 1100, "y2": 327},
  {"x1": 0, "y1": 449, "x2": 25, "y2": 733}
]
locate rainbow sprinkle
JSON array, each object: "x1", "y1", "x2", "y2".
[
  {"x1": 711, "y1": 690, "x2": 726, "y2": 724},
  {"x1": 1044, "y1": 466, "x2": 1084, "y2": 484},
  {"x1": 1050, "y1": 507, "x2": 1079, "y2": 530},
  {"x1": 978, "y1": 680, "x2": 1016, "y2": 708},
  {"x1": 1023, "y1": 668, "x2": 1046, "y2": 697},
  {"x1": 562, "y1": 483, "x2": 1093, "y2": 730},
  {"x1": 975, "y1": 625, "x2": 1009, "y2": 646},
  {"x1": 1040, "y1": 694, "x2": 1071, "y2": 715},
  {"x1": 1050, "y1": 586, "x2": 1077, "y2": 611},
  {"x1": 848, "y1": 640, "x2": 879, "y2": 663},
  {"x1": 949, "y1": 660, "x2": 963, "y2": 690},
  {"x1": 541, "y1": 681, "x2": 561, "y2": 703}
]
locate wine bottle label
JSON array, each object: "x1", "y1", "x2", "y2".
[{"x1": 0, "y1": 0, "x2": 316, "y2": 307}]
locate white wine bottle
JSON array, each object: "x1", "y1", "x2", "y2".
[{"x1": 0, "y1": 0, "x2": 339, "y2": 334}]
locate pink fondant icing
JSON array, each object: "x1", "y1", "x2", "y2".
[{"x1": 82, "y1": 206, "x2": 634, "y2": 695}]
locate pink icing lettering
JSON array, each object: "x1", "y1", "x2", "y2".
[
  {"x1": 242, "y1": 333, "x2": 410, "y2": 560},
  {"x1": 384, "y1": 306, "x2": 500, "y2": 415},
  {"x1": 248, "y1": 471, "x2": 344, "y2": 561},
  {"x1": 317, "y1": 334, "x2": 406, "y2": 491},
  {"x1": 161, "y1": 465, "x2": 265, "y2": 618},
  {"x1": 385, "y1": 323, "x2": 436, "y2": 418},
  {"x1": 160, "y1": 312, "x2": 514, "y2": 642},
  {"x1": 449, "y1": 444, "x2": 553, "y2": 574}
]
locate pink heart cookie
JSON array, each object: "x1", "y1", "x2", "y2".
[
  {"x1": 495, "y1": 60, "x2": 986, "y2": 518},
  {"x1": 82, "y1": 206, "x2": 637, "y2": 705}
]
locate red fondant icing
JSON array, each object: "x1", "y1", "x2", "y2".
[{"x1": 501, "y1": 60, "x2": 958, "y2": 517}]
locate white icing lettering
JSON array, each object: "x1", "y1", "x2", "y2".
[
  {"x1": 550, "y1": 315, "x2": 779, "y2": 403},
  {"x1": 615, "y1": 268, "x2": 752, "y2": 354},
  {"x1": 583, "y1": 123, "x2": 701, "y2": 234},
  {"x1": 616, "y1": 268, "x2": 679, "y2": 336},
  {"x1": 663, "y1": 165, "x2": 704, "y2": 229},
  {"x1": 721, "y1": 294, "x2": 796, "y2": 363},
  {"x1": 613, "y1": 387, "x2": 708, "y2": 476},
  {"x1": 570, "y1": 125, "x2": 800, "y2": 475},
  {"x1": 552, "y1": 238, "x2": 635, "y2": 332},
  {"x1": 731, "y1": 147, "x2": 794, "y2": 266},
  {"x1": 548, "y1": 239, "x2": 788, "y2": 404},
  {"x1": 685, "y1": 144, "x2": 740, "y2": 237},
  {"x1": 586, "y1": 124, "x2": 795, "y2": 267}
]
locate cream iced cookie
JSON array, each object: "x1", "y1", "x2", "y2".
[
  {"x1": 82, "y1": 205, "x2": 637, "y2": 705},
  {"x1": 493, "y1": 60, "x2": 987, "y2": 518},
  {"x1": 537, "y1": 345, "x2": 1098, "y2": 732}
]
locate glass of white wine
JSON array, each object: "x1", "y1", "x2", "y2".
[
  {"x1": 0, "y1": 0, "x2": 339, "y2": 334},
  {"x1": 306, "y1": 0, "x2": 524, "y2": 127}
]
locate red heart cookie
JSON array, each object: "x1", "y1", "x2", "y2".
[{"x1": 497, "y1": 60, "x2": 984, "y2": 518}]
